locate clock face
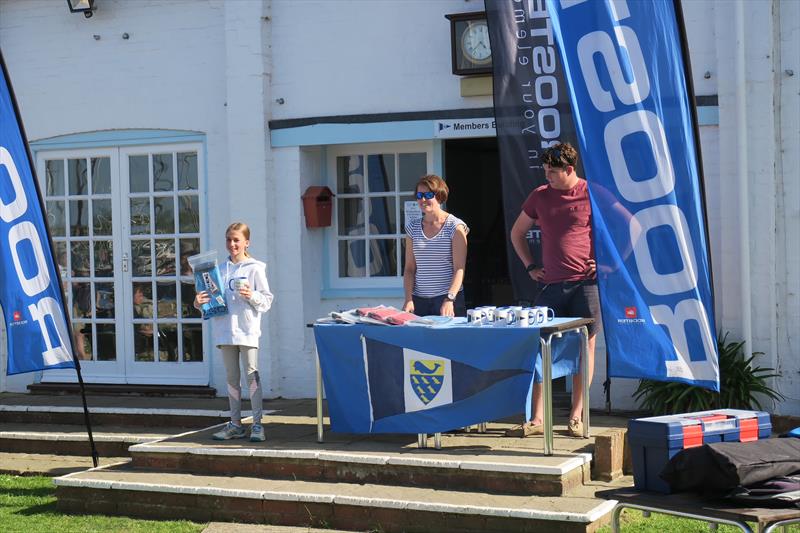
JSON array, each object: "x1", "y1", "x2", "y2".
[{"x1": 461, "y1": 20, "x2": 491, "y2": 65}]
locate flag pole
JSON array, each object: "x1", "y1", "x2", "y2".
[{"x1": 0, "y1": 49, "x2": 99, "y2": 468}]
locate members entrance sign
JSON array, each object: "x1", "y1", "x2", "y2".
[
  {"x1": 547, "y1": 0, "x2": 719, "y2": 389},
  {"x1": 0, "y1": 52, "x2": 74, "y2": 375}
]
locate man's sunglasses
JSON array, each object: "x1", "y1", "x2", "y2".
[{"x1": 415, "y1": 191, "x2": 436, "y2": 200}]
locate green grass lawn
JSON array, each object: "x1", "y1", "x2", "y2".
[
  {"x1": 598, "y1": 508, "x2": 800, "y2": 532},
  {"x1": 0, "y1": 474, "x2": 204, "y2": 533}
]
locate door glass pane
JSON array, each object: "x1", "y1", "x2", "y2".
[
  {"x1": 155, "y1": 239, "x2": 176, "y2": 276},
  {"x1": 369, "y1": 196, "x2": 396, "y2": 235},
  {"x1": 177, "y1": 152, "x2": 198, "y2": 191},
  {"x1": 338, "y1": 198, "x2": 364, "y2": 236},
  {"x1": 72, "y1": 282, "x2": 92, "y2": 318},
  {"x1": 54, "y1": 241, "x2": 67, "y2": 279},
  {"x1": 69, "y1": 199, "x2": 89, "y2": 236},
  {"x1": 96, "y1": 324, "x2": 116, "y2": 361},
  {"x1": 74, "y1": 323, "x2": 92, "y2": 361},
  {"x1": 93, "y1": 240, "x2": 113, "y2": 277},
  {"x1": 93, "y1": 199, "x2": 112, "y2": 235},
  {"x1": 153, "y1": 153, "x2": 174, "y2": 192},
  {"x1": 367, "y1": 154, "x2": 395, "y2": 192},
  {"x1": 399, "y1": 153, "x2": 427, "y2": 191},
  {"x1": 91, "y1": 157, "x2": 111, "y2": 194},
  {"x1": 181, "y1": 281, "x2": 200, "y2": 318},
  {"x1": 71, "y1": 242, "x2": 90, "y2": 277},
  {"x1": 130, "y1": 198, "x2": 151, "y2": 235},
  {"x1": 129, "y1": 155, "x2": 149, "y2": 193},
  {"x1": 179, "y1": 238, "x2": 200, "y2": 276},
  {"x1": 182, "y1": 323, "x2": 203, "y2": 361},
  {"x1": 68, "y1": 158, "x2": 88, "y2": 195},
  {"x1": 157, "y1": 282, "x2": 177, "y2": 318},
  {"x1": 339, "y1": 240, "x2": 366, "y2": 278},
  {"x1": 46, "y1": 200, "x2": 65, "y2": 237},
  {"x1": 131, "y1": 239, "x2": 152, "y2": 276},
  {"x1": 158, "y1": 324, "x2": 179, "y2": 361},
  {"x1": 337, "y1": 155, "x2": 363, "y2": 193},
  {"x1": 154, "y1": 197, "x2": 174, "y2": 234},
  {"x1": 46, "y1": 160, "x2": 65, "y2": 196},
  {"x1": 178, "y1": 195, "x2": 199, "y2": 233},
  {"x1": 371, "y1": 239, "x2": 397, "y2": 277},
  {"x1": 95, "y1": 282, "x2": 114, "y2": 318},
  {"x1": 134, "y1": 322, "x2": 154, "y2": 361},
  {"x1": 133, "y1": 282, "x2": 153, "y2": 318}
]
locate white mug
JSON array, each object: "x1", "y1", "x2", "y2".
[
  {"x1": 534, "y1": 306, "x2": 555, "y2": 322},
  {"x1": 480, "y1": 306, "x2": 497, "y2": 322},
  {"x1": 467, "y1": 309, "x2": 484, "y2": 326},
  {"x1": 494, "y1": 309, "x2": 510, "y2": 327}
]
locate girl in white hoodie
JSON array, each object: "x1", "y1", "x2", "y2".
[{"x1": 194, "y1": 222, "x2": 274, "y2": 442}]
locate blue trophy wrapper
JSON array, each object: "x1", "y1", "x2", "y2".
[{"x1": 187, "y1": 251, "x2": 228, "y2": 320}]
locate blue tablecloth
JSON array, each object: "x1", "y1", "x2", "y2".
[{"x1": 313, "y1": 321, "x2": 581, "y2": 434}]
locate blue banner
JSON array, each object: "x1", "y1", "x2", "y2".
[
  {"x1": 546, "y1": 0, "x2": 719, "y2": 390},
  {"x1": 1, "y1": 52, "x2": 74, "y2": 375},
  {"x1": 313, "y1": 322, "x2": 581, "y2": 434}
]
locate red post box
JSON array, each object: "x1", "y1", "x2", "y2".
[{"x1": 301, "y1": 186, "x2": 335, "y2": 228}]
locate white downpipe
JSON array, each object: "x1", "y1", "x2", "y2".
[{"x1": 734, "y1": 1, "x2": 753, "y2": 355}]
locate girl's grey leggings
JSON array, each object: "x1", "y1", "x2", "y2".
[{"x1": 220, "y1": 345, "x2": 263, "y2": 425}]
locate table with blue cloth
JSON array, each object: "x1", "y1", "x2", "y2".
[{"x1": 312, "y1": 317, "x2": 593, "y2": 455}]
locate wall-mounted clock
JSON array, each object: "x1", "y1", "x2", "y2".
[{"x1": 445, "y1": 12, "x2": 493, "y2": 76}]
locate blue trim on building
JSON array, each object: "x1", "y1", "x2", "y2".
[
  {"x1": 271, "y1": 121, "x2": 434, "y2": 147},
  {"x1": 697, "y1": 106, "x2": 719, "y2": 126},
  {"x1": 30, "y1": 129, "x2": 206, "y2": 150},
  {"x1": 321, "y1": 287, "x2": 405, "y2": 300},
  {"x1": 270, "y1": 108, "x2": 719, "y2": 148}
]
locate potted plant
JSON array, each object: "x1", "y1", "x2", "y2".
[{"x1": 633, "y1": 332, "x2": 784, "y2": 415}]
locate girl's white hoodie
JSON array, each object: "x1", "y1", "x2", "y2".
[{"x1": 210, "y1": 257, "x2": 274, "y2": 348}]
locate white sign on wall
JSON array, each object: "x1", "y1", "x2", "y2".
[
  {"x1": 404, "y1": 201, "x2": 421, "y2": 227},
  {"x1": 433, "y1": 118, "x2": 497, "y2": 139}
]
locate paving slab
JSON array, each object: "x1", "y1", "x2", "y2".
[
  {"x1": 203, "y1": 524, "x2": 353, "y2": 533},
  {"x1": 0, "y1": 451, "x2": 128, "y2": 476}
]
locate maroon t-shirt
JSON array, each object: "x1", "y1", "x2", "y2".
[{"x1": 521, "y1": 178, "x2": 593, "y2": 284}]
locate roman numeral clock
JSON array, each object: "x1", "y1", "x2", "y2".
[{"x1": 445, "y1": 12, "x2": 493, "y2": 76}]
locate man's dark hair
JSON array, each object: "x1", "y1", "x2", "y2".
[{"x1": 541, "y1": 143, "x2": 578, "y2": 168}]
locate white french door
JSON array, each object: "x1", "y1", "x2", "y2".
[{"x1": 36, "y1": 143, "x2": 207, "y2": 385}]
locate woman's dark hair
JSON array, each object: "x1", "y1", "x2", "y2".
[{"x1": 415, "y1": 174, "x2": 449, "y2": 203}]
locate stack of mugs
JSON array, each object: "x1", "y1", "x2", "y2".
[{"x1": 467, "y1": 305, "x2": 555, "y2": 327}]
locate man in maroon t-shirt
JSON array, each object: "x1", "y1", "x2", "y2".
[{"x1": 507, "y1": 143, "x2": 600, "y2": 438}]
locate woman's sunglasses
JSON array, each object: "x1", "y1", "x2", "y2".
[{"x1": 415, "y1": 191, "x2": 436, "y2": 200}]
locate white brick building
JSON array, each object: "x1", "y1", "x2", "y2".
[{"x1": 0, "y1": 0, "x2": 797, "y2": 415}]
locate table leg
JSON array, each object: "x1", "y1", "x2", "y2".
[
  {"x1": 764, "y1": 519, "x2": 800, "y2": 533},
  {"x1": 581, "y1": 325, "x2": 590, "y2": 438},
  {"x1": 316, "y1": 346, "x2": 324, "y2": 443},
  {"x1": 541, "y1": 333, "x2": 555, "y2": 456},
  {"x1": 611, "y1": 503, "x2": 754, "y2": 533}
]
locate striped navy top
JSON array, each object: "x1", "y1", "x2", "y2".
[{"x1": 405, "y1": 214, "x2": 468, "y2": 298}]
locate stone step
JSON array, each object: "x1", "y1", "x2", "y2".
[
  {"x1": 0, "y1": 404, "x2": 253, "y2": 428},
  {"x1": 55, "y1": 463, "x2": 617, "y2": 533},
  {"x1": 129, "y1": 420, "x2": 593, "y2": 497},
  {"x1": 0, "y1": 451, "x2": 128, "y2": 476},
  {"x1": 0, "y1": 423, "x2": 189, "y2": 456}
]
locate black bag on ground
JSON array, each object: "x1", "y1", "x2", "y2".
[{"x1": 660, "y1": 438, "x2": 800, "y2": 492}]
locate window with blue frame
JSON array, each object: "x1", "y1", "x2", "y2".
[{"x1": 331, "y1": 143, "x2": 430, "y2": 287}]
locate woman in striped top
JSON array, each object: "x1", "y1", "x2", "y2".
[{"x1": 402, "y1": 175, "x2": 469, "y2": 317}]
